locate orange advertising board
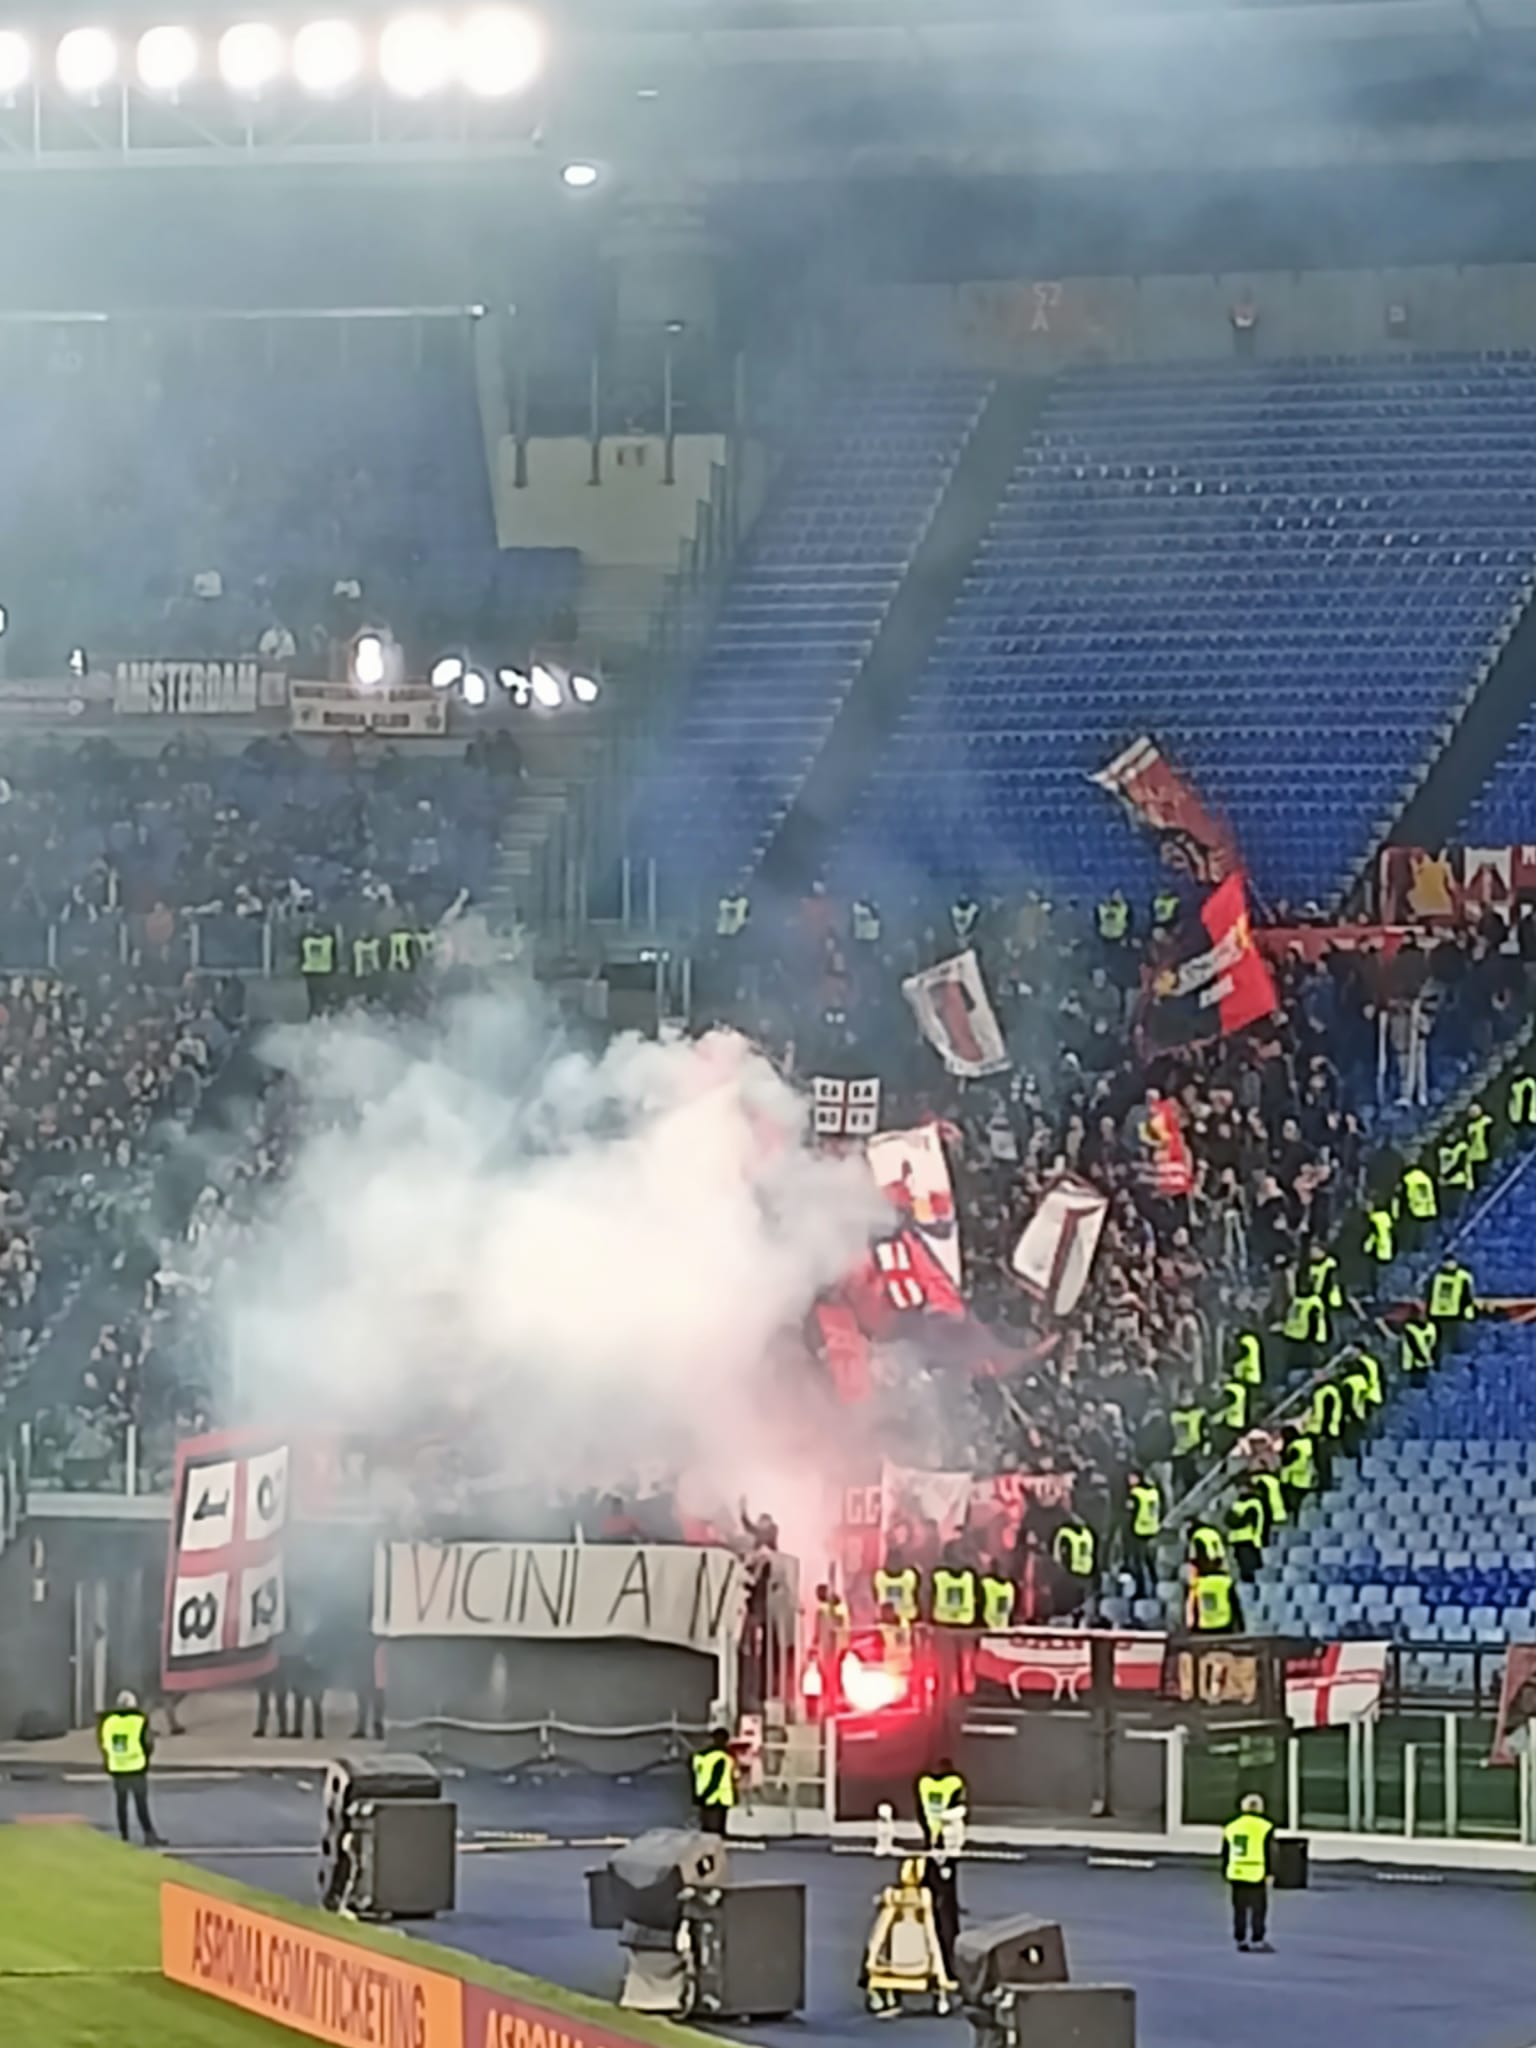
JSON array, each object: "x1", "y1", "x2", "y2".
[{"x1": 161, "y1": 1882, "x2": 464, "y2": 2048}]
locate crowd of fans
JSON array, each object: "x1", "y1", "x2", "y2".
[{"x1": 696, "y1": 876, "x2": 1533, "y2": 1581}]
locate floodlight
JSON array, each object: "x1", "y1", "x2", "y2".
[
  {"x1": 458, "y1": 6, "x2": 542, "y2": 97},
  {"x1": 293, "y1": 17, "x2": 362, "y2": 94},
  {"x1": 0, "y1": 606, "x2": 10, "y2": 637},
  {"x1": 429, "y1": 654, "x2": 464, "y2": 691},
  {"x1": 496, "y1": 665, "x2": 526, "y2": 691},
  {"x1": 570, "y1": 671, "x2": 600, "y2": 704},
  {"x1": 351, "y1": 632, "x2": 386, "y2": 687},
  {"x1": 137, "y1": 25, "x2": 197, "y2": 92},
  {"x1": 67, "y1": 647, "x2": 88, "y2": 678},
  {"x1": 561, "y1": 162, "x2": 599, "y2": 191},
  {"x1": 461, "y1": 668, "x2": 489, "y2": 708},
  {"x1": 0, "y1": 33, "x2": 32, "y2": 97},
  {"x1": 529, "y1": 662, "x2": 562, "y2": 709},
  {"x1": 379, "y1": 10, "x2": 454, "y2": 97},
  {"x1": 219, "y1": 20, "x2": 283, "y2": 93},
  {"x1": 56, "y1": 27, "x2": 117, "y2": 96}
]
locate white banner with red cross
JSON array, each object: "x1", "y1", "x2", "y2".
[{"x1": 1284, "y1": 1641, "x2": 1388, "y2": 1728}]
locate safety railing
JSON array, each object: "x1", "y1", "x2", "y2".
[{"x1": 0, "y1": 909, "x2": 440, "y2": 979}]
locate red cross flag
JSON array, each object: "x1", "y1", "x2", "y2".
[{"x1": 161, "y1": 1428, "x2": 290, "y2": 1693}]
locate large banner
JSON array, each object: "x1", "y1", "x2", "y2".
[
  {"x1": 1011, "y1": 1172, "x2": 1109, "y2": 1316},
  {"x1": 161, "y1": 1430, "x2": 289, "y2": 1694},
  {"x1": 1380, "y1": 843, "x2": 1536, "y2": 925},
  {"x1": 902, "y1": 951, "x2": 1010, "y2": 1077},
  {"x1": 162, "y1": 1880, "x2": 682, "y2": 2048},
  {"x1": 880, "y1": 1462, "x2": 1074, "y2": 1565},
  {"x1": 1142, "y1": 873, "x2": 1277, "y2": 1049},
  {"x1": 373, "y1": 1540, "x2": 744, "y2": 1651},
  {"x1": 1491, "y1": 1644, "x2": 1536, "y2": 1763},
  {"x1": 977, "y1": 1632, "x2": 1167, "y2": 1701},
  {"x1": 1285, "y1": 1641, "x2": 1388, "y2": 1729},
  {"x1": 161, "y1": 1883, "x2": 462, "y2": 2048},
  {"x1": 114, "y1": 659, "x2": 285, "y2": 716},
  {"x1": 1091, "y1": 734, "x2": 1238, "y2": 883},
  {"x1": 290, "y1": 680, "x2": 448, "y2": 738}
]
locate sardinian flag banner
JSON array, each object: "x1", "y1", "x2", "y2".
[
  {"x1": 1011, "y1": 1172, "x2": 1110, "y2": 1317},
  {"x1": 1143, "y1": 873, "x2": 1277, "y2": 1049},
  {"x1": 1284, "y1": 1641, "x2": 1388, "y2": 1728},
  {"x1": 1092, "y1": 735, "x2": 1238, "y2": 883},
  {"x1": 902, "y1": 951, "x2": 1010, "y2": 1077},
  {"x1": 868, "y1": 1123, "x2": 962, "y2": 1289},
  {"x1": 813, "y1": 1075, "x2": 882, "y2": 1140},
  {"x1": 161, "y1": 1428, "x2": 289, "y2": 1694}
]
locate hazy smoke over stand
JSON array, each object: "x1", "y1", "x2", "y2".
[{"x1": 206, "y1": 993, "x2": 885, "y2": 1547}]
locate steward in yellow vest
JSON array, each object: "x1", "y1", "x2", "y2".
[{"x1": 692, "y1": 1728, "x2": 737, "y2": 1835}]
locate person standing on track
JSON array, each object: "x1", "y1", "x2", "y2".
[
  {"x1": 1223, "y1": 1792, "x2": 1275, "y2": 1953},
  {"x1": 98, "y1": 1688, "x2": 164, "y2": 1847}
]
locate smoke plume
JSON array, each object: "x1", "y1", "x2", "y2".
[{"x1": 204, "y1": 989, "x2": 884, "y2": 1543}]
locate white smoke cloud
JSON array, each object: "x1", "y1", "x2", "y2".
[{"x1": 205, "y1": 990, "x2": 885, "y2": 1545}]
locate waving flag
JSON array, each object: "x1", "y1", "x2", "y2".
[
  {"x1": 1092, "y1": 735, "x2": 1238, "y2": 883},
  {"x1": 1285, "y1": 1642, "x2": 1388, "y2": 1728},
  {"x1": 868, "y1": 1122, "x2": 961, "y2": 1289},
  {"x1": 1011, "y1": 1172, "x2": 1109, "y2": 1317},
  {"x1": 1142, "y1": 873, "x2": 1277, "y2": 1049},
  {"x1": 902, "y1": 951, "x2": 1009, "y2": 1077}
]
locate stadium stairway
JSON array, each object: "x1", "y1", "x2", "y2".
[
  {"x1": 1250, "y1": 1143, "x2": 1536, "y2": 1683},
  {"x1": 762, "y1": 379, "x2": 1050, "y2": 889},
  {"x1": 838, "y1": 354, "x2": 1536, "y2": 906},
  {"x1": 627, "y1": 371, "x2": 994, "y2": 915}
]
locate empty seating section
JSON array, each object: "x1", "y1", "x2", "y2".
[
  {"x1": 1254, "y1": 1170, "x2": 1536, "y2": 1667},
  {"x1": 848, "y1": 355, "x2": 1536, "y2": 902},
  {"x1": 633, "y1": 373, "x2": 990, "y2": 887},
  {"x1": 1460, "y1": 710, "x2": 1536, "y2": 843}
]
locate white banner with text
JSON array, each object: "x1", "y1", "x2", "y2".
[
  {"x1": 373, "y1": 1540, "x2": 745, "y2": 1651},
  {"x1": 290, "y1": 680, "x2": 447, "y2": 738}
]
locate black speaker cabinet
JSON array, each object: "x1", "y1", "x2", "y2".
[
  {"x1": 969, "y1": 1984, "x2": 1136, "y2": 2048},
  {"x1": 355, "y1": 1798, "x2": 457, "y2": 1918},
  {"x1": 684, "y1": 1882, "x2": 806, "y2": 2021},
  {"x1": 955, "y1": 1913, "x2": 1070, "y2": 2003},
  {"x1": 1273, "y1": 1835, "x2": 1309, "y2": 1890},
  {"x1": 587, "y1": 1866, "x2": 624, "y2": 1930}
]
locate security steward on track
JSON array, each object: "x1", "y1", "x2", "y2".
[
  {"x1": 99, "y1": 1688, "x2": 164, "y2": 1847},
  {"x1": 915, "y1": 1755, "x2": 967, "y2": 1974},
  {"x1": 692, "y1": 1726, "x2": 737, "y2": 1837}
]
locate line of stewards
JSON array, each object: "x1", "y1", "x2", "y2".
[{"x1": 692, "y1": 1727, "x2": 737, "y2": 1837}]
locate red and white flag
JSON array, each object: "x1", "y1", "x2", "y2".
[
  {"x1": 1284, "y1": 1641, "x2": 1388, "y2": 1728},
  {"x1": 1011, "y1": 1172, "x2": 1109, "y2": 1317},
  {"x1": 868, "y1": 1122, "x2": 962, "y2": 1289},
  {"x1": 902, "y1": 951, "x2": 1009, "y2": 1078},
  {"x1": 976, "y1": 1631, "x2": 1167, "y2": 1701}
]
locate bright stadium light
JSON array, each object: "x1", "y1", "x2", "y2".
[
  {"x1": 219, "y1": 20, "x2": 283, "y2": 93},
  {"x1": 569, "y1": 671, "x2": 600, "y2": 704},
  {"x1": 0, "y1": 33, "x2": 32, "y2": 97},
  {"x1": 529, "y1": 662, "x2": 562, "y2": 709},
  {"x1": 56, "y1": 27, "x2": 118, "y2": 96},
  {"x1": 67, "y1": 646, "x2": 88, "y2": 677},
  {"x1": 351, "y1": 631, "x2": 387, "y2": 687},
  {"x1": 293, "y1": 17, "x2": 363, "y2": 94},
  {"x1": 461, "y1": 668, "x2": 489, "y2": 708},
  {"x1": 458, "y1": 6, "x2": 543, "y2": 97},
  {"x1": 561, "y1": 161, "x2": 599, "y2": 190},
  {"x1": 429, "y1": 653, "x2": 464, "y2": 691},
  {"x1": 137, "y1": 25, "x2": 198, "y2": 92},
  {"x1": 379, "y1": 10, "x2": 454, "y2": 97}
]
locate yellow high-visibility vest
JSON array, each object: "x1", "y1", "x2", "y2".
[
  {"x1": 692, "y1": 1747, "x2": 736, "y2": 1807},
  {"x1": 1223, "y1": 1813, "x2": 1274, "y2": 1882},
  {"x1": 99, "y1": 1711, "x2": 148, "y2": 1774}
]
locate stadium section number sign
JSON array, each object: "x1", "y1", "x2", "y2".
[
  {"x1": 161, "y1": 1430, "x2": 290, "y2": 1692},
  {"x1": 373, "y1": 1540, "x2": 743, "y2": 1651}
]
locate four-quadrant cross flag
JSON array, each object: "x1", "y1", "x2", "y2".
[
  {"x1": 161, "y1": 1429, "x2": 290, "y2": 1693},
  {"x1": 1142, "y1": 871, "x2": 1278, "y2": 1049}
]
